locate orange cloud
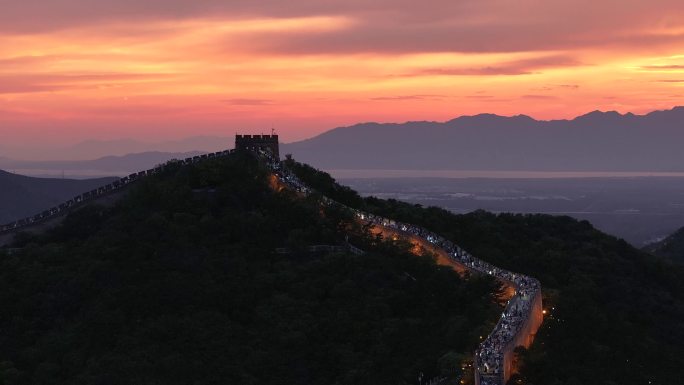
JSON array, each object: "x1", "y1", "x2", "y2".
[{"x1": 0, "y1": 1, "x2": 684, "y2": 150}]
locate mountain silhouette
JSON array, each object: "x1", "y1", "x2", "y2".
[
  {"x1": 281, "y1": 106, "x2": 684, "y2": 171},
  {"x1": 0, "y1": 151, "x2": 205, "y2": 176},
  {"x1": 0, "y1": 136, "x2": 232, "y2": 160},
  {"x1": 0, "y1": 170, "x2": 116, "y2": 224}
]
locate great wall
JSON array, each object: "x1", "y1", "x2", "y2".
[
  {"x1": 0, "y1": 150, "x2": 234, "y2": 239},
  {"x1": 0, "y1": 134, "x2": 543, "y2": 385}
]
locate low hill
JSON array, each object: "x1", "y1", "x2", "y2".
[
  {"x1": 281, "y1": 106, "x2": 684, "y2": 171},
  {"x1": 0, "y1": 170, "x2": 116, "y2": 225},
  {"x1": 0, "y1": 151, "x2": 204, "y2": 177},
  {"x1": 644, "y1": 226, "x2": 684, "y2": 263},
  {"x1": 0, "y1": 153, "x2": 501, "y2": 385},
  {"x1": 0, "y1": 136, "x2": 231, "y2": 160}
]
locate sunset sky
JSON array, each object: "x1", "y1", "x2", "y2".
[{"x1": 1, "y1": 0, "x2": 684, "y2": 149}]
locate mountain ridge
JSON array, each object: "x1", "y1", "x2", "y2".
[
  {"x1": 0, "y1": 151, "x2": 205, "y2": 177},
  {"x1": 0, "y1": 153, "x2": 683, "y2": 384},
  {"x1": 0, "y1": 169, "x2": 116, "y2": 224},
  {"x1": 281, "y1": 106, "x2": 684, "y2": 171},
  {"x1": 0, "y1": 136, "x2": 232, "y2": 161}
]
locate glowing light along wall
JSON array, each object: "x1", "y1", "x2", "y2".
[
  {"x1": 267, "y1": 152, "x2": 544, "y2": 385},
  {"x1": 476, "y1": 287, "x2": 543, "y2": 385}
]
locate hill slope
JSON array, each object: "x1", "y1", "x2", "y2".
[
  {"x1": 2, "y1": 154, "x2": 683, "y2": 385},
  {"x1": 0, "y1": 170, "x2": 116, "y2": 224},
  {"x1": 287, "y1": 159, "x2": 684, "y2": 385},
  {"x1": 0, "y1": 153, "x2": 501, "y2": 385},
  {"x1": 282, "y1": 106, "x2": 684, "y2": 171},
  {"x1": 644, "y1": 226, "x2": 684, "y2": 263},
  {"x1": 0, "y1": 151, "x2": 204, "y2": 177}
]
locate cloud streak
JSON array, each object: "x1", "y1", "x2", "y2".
[
  {"x1": 2, "y1": 1, "x2": 684, "y2": 54},
  {"x1": 402, "y1": 55, "x2": 582, "y2": 77},
  {"x1": 222, "y1": 98, "x2": 275, "y2": 106},
  {"x1": 1, "y1": 0, "x2": 684, "y2": 146},
  {"x1": 641, "y1": 64, "x2": 684, "y2": 70},
  {"x1": 370, "y1": 95, "x2": 446, "y2": 101},
  {"x1": 0, "y1": 73, "x2": 176, "y2": 95}
]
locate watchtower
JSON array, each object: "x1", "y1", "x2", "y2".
[{"x1": 235, "y1": 134, "x2": 280, "y2": 160}]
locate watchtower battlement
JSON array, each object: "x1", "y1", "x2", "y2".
[{"x1": 235, "y1": 134, "x2": 280, "y2": 160}]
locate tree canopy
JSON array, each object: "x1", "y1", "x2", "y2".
[
  {"x1": 0, "y1": 154, "x2": 500, "y2": 385},
  {"x1": 288, "y1": 158, "x2": 684, "y2": 385}
]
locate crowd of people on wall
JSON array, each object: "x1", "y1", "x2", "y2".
[
  {"x1": 271, "y1": 156, "x2": 540, "y2": 385},
  {"x1": 351, "y1": 211, "x2": 540, "y2": 385}
]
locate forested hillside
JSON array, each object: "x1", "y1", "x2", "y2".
[
  {"x1": 0, "y1": 153, "x2": 501, "y2": 385},
  {"x1": 288, "y1": 159, "x2": 684, "y2": 385},
  {"x1": 3, "y1": 153, "x2": 683, "y2": 385}
]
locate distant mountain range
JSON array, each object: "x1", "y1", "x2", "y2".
[
  {"x1": 4, "y1": 107, "x2": 684, "y2": 173},
  {"x1": 0, "y1": 170, "x2": 116, "y2": 224},
  {"x1": 65, "y1": 137, "x2": 230, "y2": 160},
  {"x1": 0, "y1": 136, "x2": 231, "y2": 161},
  {"x1": 281, "y1": 106, "x2": 684, "y2": 171},
  {"x1": 0, "y1": 151, "x2": 204, "y2": 178}
]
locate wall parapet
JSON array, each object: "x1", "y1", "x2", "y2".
[
  {"x1": 0, "y1": 150, "x2": 235, "y2": 238},
  {"x1": 235, "y1": 134, "x2": 279, "y2": 160}
]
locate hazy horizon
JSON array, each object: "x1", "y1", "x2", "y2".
[
  {"x1": 339, "y1": 176, "x2": 684, "y2": 247},
  {"x1": 2, "y1": 105, "x2": 683, "y2": 161}
]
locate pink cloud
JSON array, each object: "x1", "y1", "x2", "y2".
[
  {"x1": 1, "y1": 1, "x2": 684, "y2": 55},
  {"x1": 0, "y1": 73, "x2": 175, "y2": 95},
  {"x1": 401, "y1": 55, "x2": 582, "y2": 77},
  {"x1": 222, "y1": 98, "x2": 275, "y2": 106}
]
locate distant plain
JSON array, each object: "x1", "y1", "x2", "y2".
[{"x1": 335, "y1": 173, "x2": 684, "y2": 246}]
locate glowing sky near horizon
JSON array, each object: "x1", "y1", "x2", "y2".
[{"x1": 1, "y1": 0, "x2": 684, "y2": 147}]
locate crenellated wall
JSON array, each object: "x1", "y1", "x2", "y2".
[
  {"x1": 269, "y1": 154, "x2": 544, "y2": 385},
  {"x1": 499, "y1": 289, "x2": 543, "y2": 384},
  {"x1": 235, "y1": 134, "x2": 279, "y2": 160},
  {"x1": 0, "y1": 150, "x2": 234, "y2": 244}
]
